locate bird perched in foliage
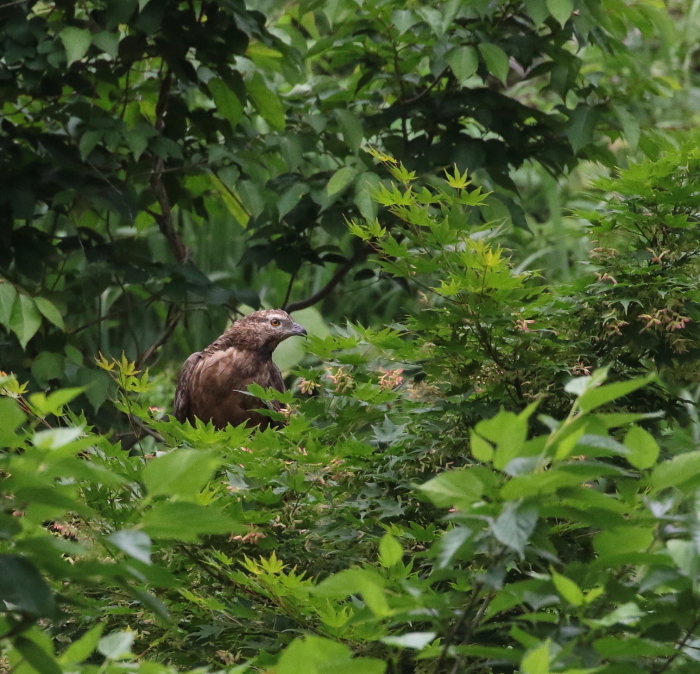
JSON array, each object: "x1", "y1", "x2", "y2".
[{"x1": 174, "y1": 309, "x2": 307, "y2": 430}]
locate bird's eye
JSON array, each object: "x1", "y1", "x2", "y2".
[{"x1": 270, "y1": 319, "x2": 281, "y2": 327}]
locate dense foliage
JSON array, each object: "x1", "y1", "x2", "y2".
[{"x1": 5, "y1": 1, "x2": 700, "y2": 673}]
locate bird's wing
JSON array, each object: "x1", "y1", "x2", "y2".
[
  {"x1": 173, "y1": 351, "x2": 202, "y2": 422},
  {"x1": 267, "y1": 362, "x2": 286, "y2": 414}
]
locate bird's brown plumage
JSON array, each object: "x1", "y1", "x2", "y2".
[{"x1": 173, "y1": 309, "x2": 307, "y2": 429}]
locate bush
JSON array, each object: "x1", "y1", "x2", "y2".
[{"x1": 4, "y1": 144, "x2": 700, "y2": 674}]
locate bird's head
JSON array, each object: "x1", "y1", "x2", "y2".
[{"x1": 229, "y1": 309, "x2": 307, "y2": 353}]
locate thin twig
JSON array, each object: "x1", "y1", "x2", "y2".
[{"x1": 284, "y1": 244, "x2": 372, "y2": 312}]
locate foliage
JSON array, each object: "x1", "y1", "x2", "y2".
[
  {"x1": 5, "y1": 144, "x2": 700, "y2": 674},
  {"x1": 0, "y1": 0, "x2": 682, "y2": 420}
]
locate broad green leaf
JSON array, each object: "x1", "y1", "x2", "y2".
[
  {"x1": 0, "y1": 555, "x2": 59, "y2": 618},
  {"x1": 10, "y1": 294, "x2": 42, "y2": 349},
  {"x1": 29, "y1": 387, "x2": 84, "y2": 417},
  {"x1": 247, "y1": 73, "x2": 285, "y2": 131},
  {"x1": 521, "y1": 640, "x2": 550, "y2": 674},
  {"x1": 107, "y1": 530, "x2": 152, "y2": 564},
  {"x1": 313, "y1": 569, "x2": 390, "y2": 617},
  {"x1": 140, "y1": 502, "x2": 242, "y2": 542},
  {"x1": 0, "y1": 282, "x2": 18, "y2": 328},
  {"x1": 327, "y1": 167, "x2": 357, "y2": 196},
  {"x1": 593, "y1": 637, "x2": 675, "y2": 657},
  {"x1": 79, "y1": 130, "x2": 102, "y2": 161},
  {"x1": 565, "y1": 105, "x2": 598, "y2": 154},
  {"x1": 546, "y1": 0, "x2": 573, "y2": 26},
  {"x1": 550, "y1": 569, "x2": 583, "y2": 606},
  {"x1": 98, "y1": 632, "x2": 134, "y2": 660},
  {"x1": 624, "y1": 425, "x2": 659, "y2": 469},
  {"x1": 593, "y1": 526, "x2": 654, "y2": 556},
  {"x1": 209, "y1": 174, "x2": 249, "y2": 227},
  {"x1": 31, "y1": 352, "x2": 65, "y2": 386},
  {"x1": 277, "y1": 635, "x2": 386, "y2": 674},
  {"x1": 14, "y1": 636, "x2": 61, "y2": 674},
  {"x1": 476, "y1": 411, "x2": 528, "y2": 470},
  {"x1": 594, "y1": 601, "x2": 644, "y2": 627},
  {"x1": 419, "y1": 469, "x2": 484, "y2": 508},
  {"x1": 491, "y1": 502, "x2": 538, "y2": 556},
  {"x1": 209, "y1": 78, "x2": 244, "y2": 128},
  {"x1": 60, "y1": 27, "x2": 92, "y2": 66},
  {"x1": 652, "y1": 450, "x2": 700, "y2": 491},
  {"x1": 478, "y1": 43, "x2": 509, "y2": 85},
  {"x1": 0, "y1": 397, "x2": 26, "y2": 447},
  {"x1": 392, "y1": 9, "x2": 418, "y2": 35},
  {"x1": 335, "y1": 109, "x2": 364, "y2": 154},
  {"x1": 278, "y1": 183, "x2": 310, "y2": 219},
  {"x1": 523, "y1": 0, "x2": 550, "y2": 24},
  {"x1": 378, "y1": 533, "x2": 403, "y2": 567},
  {"x1": 60, "y1": 624, "x2": 105, "y2": 665},
  {"x1": 34, "y1": 297, "x2": 64, "y2": 331},
  {"x1": 446, "y1": 46, "x2": 479, "y2": 85},
  {"x1": 470, "y1": 431, "x2": 494, "y2": 462},
  {"x1": 667, "y1": 539, "x2": 699, "y2": 577},
  {"x1": 142, "y1": 448, "x2": 221, "y2": 500},
  {"x1": 577, "y1": 374, "x2": 653, "y2": 412}
]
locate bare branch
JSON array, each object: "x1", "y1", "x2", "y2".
[{"x1": 284, "y1": 244, "x2": 372, "y2": 313}]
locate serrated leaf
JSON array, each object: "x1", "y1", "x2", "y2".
[
  {"x1": 478, "y1": 43, "x2": 509, "y2": 85},
  {"x1": 34, "y1": 297, "x2": 64, "y2": 331},
  {"x1": 247, "y1": 72, "x2": 285, "y2": 131},
  {"x1": 209, "y1": 77, "x2": 244, "y2": 128}
]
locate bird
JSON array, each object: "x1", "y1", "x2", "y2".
[{"x1": 173, "y1": 309, "x2": 307, "y2": 430}]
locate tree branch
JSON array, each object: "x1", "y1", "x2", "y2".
[
  {"x1": 151, "y1": 69, "x2": 189, "y2": 264},
  {"x1": 136, "y1": 305, "x2": 182, "y2": 368},
  {"x1": 284, "y1": 244, "x2": 372, "y2": 313}
]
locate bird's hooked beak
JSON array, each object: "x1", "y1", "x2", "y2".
[{"x1": 291, "y1": 322, "x2": 307, "y2": 337}]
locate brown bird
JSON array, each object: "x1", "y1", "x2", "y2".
[{"x1": 174, "y1": 309, "x2": 307, "y2": 430}]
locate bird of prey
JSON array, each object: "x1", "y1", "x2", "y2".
[{"x1": 173, "y1": 309, "x2": 307, "y2": 430}]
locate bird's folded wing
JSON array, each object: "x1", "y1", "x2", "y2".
[{"x1": 173, "y1": 351, "x2": 202, "y2": 422}]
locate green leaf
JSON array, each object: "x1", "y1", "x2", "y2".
[
  {"x1": 478, "y1": 43, "x2": 509, "y2": 85},
  {"x1": 209, "y1": 78, "x2": 244, "y2": 129},
  {"x1": 378, "y1": 533, "x2": 403, "y2": 567},
  {"x1": 60, "y1": 624, "x2": 105, "y2": 665},
  {"x1": 446, "y1": 46, "x2": 479, "y2": 85},
  {"x1": 10, "y1": 294, "x2": 42, "y2": 349},
  {"x1": 523, "y1": 0, "x2": 550, "y2": 25},
  {"x1": 550, "y1": 569, "x2": 583, "y2": 606},
  {"x1": 335, "y1": 109, "x2": 364, "y2": 155},
  {"x1": 593, "y1": 526, "x2": 654, "y2": 556},
  {"x1": 327, "y1": 167, "x2": 357, "y2": 196},
  {"x1": 521, "y1": 640, "x2": 551, "y2": 674},
  {"x1": 278, "y1": 183, "x2": 310, "y2": 219},
  {"x1": 0, "y1": 397, "x2": 27, "y2": 447},
  {"x1": 142, "y1": 448, "x2": 222, "y2": 500},
  {"x1": 652, "y1": 450, "x2": 700, "y2": 491},
  {"x1": 34, "y1": 297, "x2": 64, "y2": 331},
  {"x1": 79, "y1": 130, "x2": 102, "y2": 161},
  {"x1": 209, "y1": 174, "x2": 250, "y2": 227},
  {"x1": 313, "y1": 569, "x2": 390, "y2": 617},
  {"x1": 491, "y1": 502, "x2": 538, "y2": 556},
  {"x1": 60, "y1": 27, "x2": 92, "y2": 66},
  {"x1": 247, "y1": 72, "x2": 285, "y2": 131},
  {"x1": 614, "y1": 105, "x2": 640, "y2": 149},
  {"x1": 419, "y1": 469, "x2": 484, "y2": 508},
  {"x1": 546, "y1": 0, "x2": 573, "y2": 27},
  {"x1": 98, "y1": 632, "x2": 134, "y2": 660},
  {"x1": 593, "y1": 637, "x2": 675, "y2": 658},
  {"x1": 577, "y1": 374, "x2": 653, "y2": 412},
  {"x1": 470, "y1": 431, "x2": 494, "y2": 462},
  {"x1": 140, "y1": 502, "x2": 242, "y2": 542},
  {"x1": 277, "y1": 635, "x2": 386, "y2": 674},
  {"x1": 0, "y1": 555, "x2": 59, "y2": 619},
  {"x1": 0, "y1": 282, "x2": 18, "y2": 328},
  {"x1": 107, "y1": 530, "x2": 152, "y2": 564},
  {"x1": 31, "y1": 352, "x2": 65, "y2": 387},
  {"x1": 14, "y1": 636, "x2": 62, "y2": 674},
  {"x1": 564, "y1": 105, "x2": 598, "y2": 154},
  {"x1": 624, "y1": 425, "x2": 659, "y2": 470}
]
